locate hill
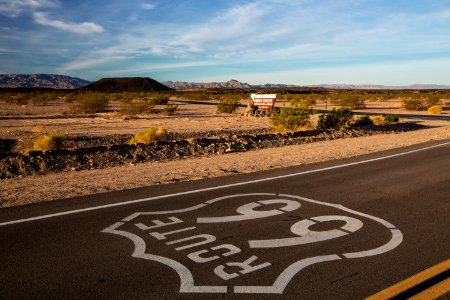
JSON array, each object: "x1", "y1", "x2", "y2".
[
  {"x1": 0, "y1": 74, "x2": 90, "y2": 89},
  {"x1": 82, "y1": 77, "x2": 172, "y2": 92}
]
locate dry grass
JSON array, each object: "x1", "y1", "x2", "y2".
[
  {"x1": 30, "y1": 133, "x2": 64, "y2": 152},
  {"x1": 428, "y1": 105, "x2": 442, "y2": 115},
  {"x1": 128, "y1": 127, "x2": 168, "y2": 144}
]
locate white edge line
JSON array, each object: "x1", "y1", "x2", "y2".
[{"x1": 1, "y1": 141, "x2": 449, "y2": 227}]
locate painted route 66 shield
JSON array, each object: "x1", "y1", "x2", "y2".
[{"x1": 102, "y1": 193, "x2": 402, "y2": 294}]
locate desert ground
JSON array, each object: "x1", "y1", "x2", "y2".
[{"x1": 1, "y1": 96, "x2": 449, "y2": 207}]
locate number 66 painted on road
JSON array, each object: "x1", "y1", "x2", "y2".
[{"x1": 197, "y1": 198, "x2": 363, "y2": 248}]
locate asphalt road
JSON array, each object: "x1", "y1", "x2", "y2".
[{"x1": 1, "y1": 140, "x2": 449, "y2": 299}]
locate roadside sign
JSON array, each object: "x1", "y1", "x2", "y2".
[{"x1": 251, "y1": 94, "x2": 277, "y2": 110}]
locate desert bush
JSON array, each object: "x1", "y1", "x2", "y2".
[
  {"x1": 71, "y1": 93, "x2": 109, "y2": 113},
  {"x1": 291, "y1": 94, "x2": 317, "y2": 109},
  {"x1": 120, "y1": 99, "x2": 155, "y2": 115},
  {"x1": 367, "y1": 114, "x2": 400, "y2": 126},
  {"x1": 30, "y1": 133, "x2": 64, "y2": 151},
  {"x1": 317, "y1": 108, "x2": 353, "y2": 130},
  {"x1": 128, "y1": 127, "x2": 168, "y2": 144},
  {"x1": 339, "y1": 94, "x2": 366, "y2": 109},
  {"x1": 427, "y1": 105, "x2": 442, "y2": 115},
  {"x1": 383, "y1": 114, "x2": 400, "y2": 123},
  {"x1": 151, "y1": 94, "x2": 170, "y2": 105},
  {"x1": 11, "y1": 93, "x2": 29, "y2": 105},
  {"x1": 352, "y1": 116, "x2": 374, "y2": 127},
  {"x1": 402, "y1": 94, "x2": 441, "y2": 111},
  {"x1": 217, "y1": 98, "x2": 240, "y2": 113},
  {"x1": 402, "y1": 97, "x2": 425, "y2": 111},
  {"x1": 270, "y1": 108, "x2": 314, "y2": 132},
  {"x1": 162, "y1": 104, "x2": 179, "y2": 115}
]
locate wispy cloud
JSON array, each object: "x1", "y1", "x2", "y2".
[
  {"x1": 141, "y1": 2, "x2": 156, "y2": 10},
  {"x1": 33, "y1": 12, "x2": 104, "y2": 34},
  {"x1": 0, "y1": 0, "x2": 58, "y2": 17}
]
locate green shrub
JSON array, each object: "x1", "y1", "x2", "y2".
[
  {"x1": 384, "y1": 114, "x2": 400, "y2": 123},
  {"x1": 317, "y1": 108, "x2": 353, "y2": 130},
  {"x1": 339, "y1": 94, "x2": 366, "y2": 109},
  {"x1": 270, "y1": 108, "x2": 314, "y2": 132},
  {"x1": 352, "y1": 116, "x2": 374, "y2": 127},
  {"x1": 30, "y1": 133, "x2": 64, "y2": 151},
  {"x1": 217, "y1": 98, "x2": 240, "y2": 113},
  {"x1": 120, "y1": 99, "x2": 155, "y2": 115},
  {"x1": 71, "y1": 93, "x2": 109, "y2": 113},
  {"x1": 128, "y1": 127, "x2": 168, "y2": 144}
]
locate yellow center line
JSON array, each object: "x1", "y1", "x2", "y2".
[
  {"x1": 409, "y1": 277, "x2": 450, "y2": 300},
  {"x1": 366, "y1": 259, "x2": 450, "y2": 300}
]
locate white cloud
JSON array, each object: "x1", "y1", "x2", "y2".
[
  {"x1": 141, "y1": 3, "x2": 156, "y2": 10},
  {"x1": 0, "y1": 0, "x2": 58, "y2": 17},
  {"x1": 33, "y1": 12, "x2": 104, "y2": 34}
]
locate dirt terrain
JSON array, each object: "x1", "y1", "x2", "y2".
[{"x1": 1, "y1": 97, "x2": 449, "y2": 207}]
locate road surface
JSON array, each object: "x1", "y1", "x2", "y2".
[{"x1": 1, "y1": 140, "x2": 449, "y2": 299}]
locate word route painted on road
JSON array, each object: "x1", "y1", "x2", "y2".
[{"x1": 102, "y1": 193, "x2": 403, "y2": 294}]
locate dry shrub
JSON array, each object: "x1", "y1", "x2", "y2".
[
  {"x1": 71, "y1": 93, "x2": 109, "y2": 113},
  {"x1": 370, "y1": 115, "x2": 386, "y2": 126},
  {"x1": 368, "y1": 114, "x2": 400, "y2": 126},
  {"x1": 427, "y1": 105, "x2": 442, "y2": 115},
  {"x1": 402, "y1": 94, "x2": 440, "y2": 111},
  {"x1": 151, "y1": 94, "x2": 170, "y2": 105},
  {"x1": 352, "y1": 116, "x2": 374, "y2": 127},
  {"x1": 128, "y1": 127, "x2": 168, "y2": 144},
  {"x1": 162, "y1": 104, "x2": 179, "y2": 115},
  {"x1": 217, "y1": 98, "x2": 240, "y2": 114},
  {"x1": 339, "y1": 94, "x2": 366, "y2": 109},
  {"x1": 120, "y1": 99, "x2": 155, "y2": 115},
  {"x1": 30, "y1": 133, "x2": 64, "y2": 151}
]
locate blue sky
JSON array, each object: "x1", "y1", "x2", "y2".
[{"x1": 1, "y1": 0, "x2": 450, "y2": 85}]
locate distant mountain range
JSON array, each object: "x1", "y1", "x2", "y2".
[
  {"x1": 0, "y1": 74, "x2": 90, "y2": 89},
  {"x1": 163, "y1": 79, "x2": 450, "y2": 90},
  {"x1": 162, "y1": 79, "x2": 295, "y2": 89},
  {"x1": 1, "y1": 74, "x2": 449, "y2": 90}
]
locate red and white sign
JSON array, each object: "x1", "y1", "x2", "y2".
[{"x1": 252, "y1": 94, "x2": 277, "y2": 110}]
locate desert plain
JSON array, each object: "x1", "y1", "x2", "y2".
[{"x1": 1, "y1": 96, "x2": 449, "y2": 207}]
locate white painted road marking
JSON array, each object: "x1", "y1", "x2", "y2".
[
  {"x1": 102, "y1": 193, "x2": 404, "y2": 294},
  {"x1": 1, "y1": 141, "x2": 449, "y2": 227},
  {"x1": 248, "y1": 215, "x2": 364, "y2": 248},
  {"x1": 197, "y1": 199, "x2": 301, "y2": 223}
]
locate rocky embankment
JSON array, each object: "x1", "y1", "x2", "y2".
[{"x1": 0, "y1": 123, "x2": 425, "y2": 179}]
